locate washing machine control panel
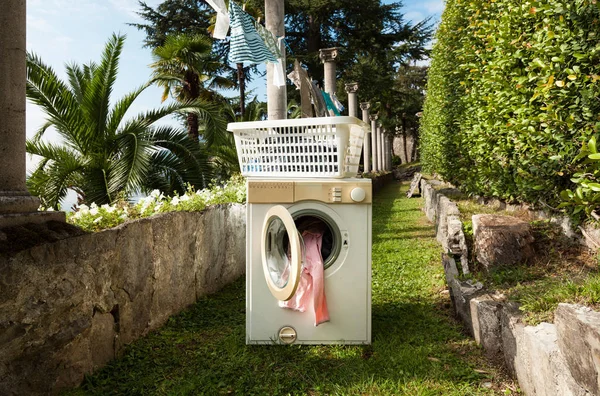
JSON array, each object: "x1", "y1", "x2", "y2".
[{"x1": 247, "y1": 180, "x2": 372, "y2": 204}]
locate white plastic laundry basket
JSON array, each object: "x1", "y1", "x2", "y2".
[{"x1": 228, "y1": 116, "x2": 367, "y2": 178}]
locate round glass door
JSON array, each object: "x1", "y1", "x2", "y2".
[{"x1": 261, "y1": 205, "x2": 303, "y2": 301}]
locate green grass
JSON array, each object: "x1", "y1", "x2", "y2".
[{"x1": 65, "y1": 181, "x2": 515, "y2": 395}]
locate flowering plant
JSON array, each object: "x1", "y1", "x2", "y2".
[{"x1": 66, "y1": 175, "x2": 246, "y2": 232}]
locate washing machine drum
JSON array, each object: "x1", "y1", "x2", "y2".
[{"x1": 261, "y1": 206, "x2": 342, "y2": 301}]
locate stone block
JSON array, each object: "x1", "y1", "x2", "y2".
[
  {"x1": 472, "y1": 214, "x2": 535, "y2": 271},
  {"x1": 447, "y1": 214, "x2": 469, "y2": 274},
  {"x1": 150, "y1": 212, "x2": 197, "y2": 330},
  {"x1": 500, "y1": 303, "x2": 534, "y2": 393},
  {"x1": 449, "y1": 277, "x2": 484, "y2": 335},
  {"x1": 470, "y1": 295, "x2": 503, "y2": 360},
  {"x1": 111, "y1": 219, "x2": 154, "y2": 347},
  {"x1": 555, "y1": 303, "x2": 600, "y2": 394},
  {"x1": 195, "y1": 204, "x2": 246, "y2": 297},
  {"x1": 524, "y1": 322, "x2": 589, "y2": 396},
  {"x1": 421, "y1": 180, "x2": 439, "y2": 223}
]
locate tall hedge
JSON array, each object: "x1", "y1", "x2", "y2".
[{"x1": 421, "y1": 0, "x2": 600, "y2": 205}]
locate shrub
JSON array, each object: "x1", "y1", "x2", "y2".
[
  {"x1": 66, "y1": 174, "x2": 246, "y2": 232},
  {"x1": 421, "y1": 0, "x2": 600, "y2": 211}
]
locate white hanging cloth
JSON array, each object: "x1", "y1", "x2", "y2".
[{"x1": 206, "y1": 0, "x2": 230, "y2": 39}]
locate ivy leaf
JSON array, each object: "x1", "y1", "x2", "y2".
[{"x1": 589, "y1": 136, "x2": 597, "y2": 154}]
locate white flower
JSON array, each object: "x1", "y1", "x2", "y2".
[
  {"x1": 90, "y1": 207, "x2": 99, "y2": 216},
  {"x1": 180, "y1": 194, "x2": 190, "y2": 202},
  {"x1": 78, "y1": 204, "x2": 89, "y2": 212},
  {"x1": 101, "y1": 204, "x2": 116, "y2": 213},
  {"x1": 93, "y1": 216, "x2": 103, "y2": 223},
  {"x1": 46, "y1": 207, "x2": 55, "y2": 212},
  {"x1": 154, "y1": 203, "x2": 163, "y2": 212},
  {"x1": 90, "y1": 203, "x2": 98, "y2": 209},
  {"x1": 171, "y1": 196, "x2": 180, "y2": 206},
  {"x1": 150, "y1": 189, "x2": 161, "y2": 198}
]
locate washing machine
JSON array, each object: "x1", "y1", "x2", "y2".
[{"x1": 246, "y1": 178, "x2": 372, "y2": 345}]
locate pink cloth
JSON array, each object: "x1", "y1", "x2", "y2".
[{"x1": 279, "y1": 229, "x2": 330, "y2": 326}]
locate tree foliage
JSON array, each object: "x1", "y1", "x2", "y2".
[
  {"x1": 421, "y1": 0, "x2": 600, "y2": 212},
  {"x1": 26, "y1": 34, "x2": 225, "y2": 208},
  {"x1": 150, "y1": 33, "x2": 233, "y2": 140}
]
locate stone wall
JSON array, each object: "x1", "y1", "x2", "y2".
[
  {"x1": 0, "y1": 204, "x2": 246, "y2": 395},
  {"x1": 421, "y1": 179, "x2": 598, "y2": 395},
  {"x1": 393, "y1": 135, "x2": 415, "y2": 164}
]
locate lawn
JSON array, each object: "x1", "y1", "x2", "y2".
[{"x1": 66, "y1": 181, "x2": 516, "y2": 395}]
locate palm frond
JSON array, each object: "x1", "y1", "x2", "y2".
[
  {"x1": 25, "y1": 141, "x2": 84, "y2": 208},
  {"x1": 106, "y1": 82, "x2": 152, "y2": 135},
  {"x1": 106, "y1": 128, "x2": 153, "y2": 198},
  {"x1": 81, "y1": 33, "x2": 125, "y2": 147},
  {"x1": 26, "y1": 52, "x2": 87, "y2": 151}
]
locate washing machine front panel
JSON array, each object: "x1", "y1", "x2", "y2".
[{"x1": 247, "y1": 200, "x2": 371, "y2": 344}]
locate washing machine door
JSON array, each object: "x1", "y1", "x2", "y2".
[{"x1": 261, "y1": 205, "x2": 303, "y2": 301}]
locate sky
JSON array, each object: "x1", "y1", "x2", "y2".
[{"x1": 25, "y1": 0, "x2": 444, "y2": 207}]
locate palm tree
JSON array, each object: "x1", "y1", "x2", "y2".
[
  {"x1": 26, "y1": 33, "x2": 225, "y2": 208},
  {"x1": 150, "y1": 33, "x2": 234, "y2": 141}
]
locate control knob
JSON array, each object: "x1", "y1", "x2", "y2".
[{"x1": 350, "y1": 187, "x2": 366, "y2": 202}]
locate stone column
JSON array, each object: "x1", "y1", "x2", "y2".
[
  {"x1": 386, "y1": 134, "x2": 392, "y2": 170},
  {"x1": 266, "y1": 0, "x2": 286, "y2": 120},
  {"x1": 360, "y1": 102, "x2": 371, "y2": 173},
  {"x1": 0, "y1": 0, "x2": 64, "y2": 228},
  {"x1": 370, "y1": 115, "x2": 378, "y2": 172},
  {"x1": 377, "y1": 124, "x2": 384, "y2": 171},
  {"x1": 319, "y1": 48, "x2": 339, "y2": 95},
  {"x1": 345, "y1": 82, "x2": 358, "y2": 117}
]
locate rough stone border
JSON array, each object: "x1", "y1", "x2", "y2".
[
  {"x1": 422, "y1": 179, "x2": 596, "y2": 395},
  {"x1": 0, "y1": 204, "x2": 246, "y2": 395}
]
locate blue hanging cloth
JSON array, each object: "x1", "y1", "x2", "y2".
[
  {"x1": 228, "y1": 1, "x2": 278, "y2": 64},
  {"x1": 322, "y1": 91, "x2": 341, "y2": 116}
]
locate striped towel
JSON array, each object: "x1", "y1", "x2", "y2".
[{"x1": 229, "y1": 1, "x2": 277, "y2": 64}]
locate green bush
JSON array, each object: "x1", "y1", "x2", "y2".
[
  {"x1": 421, "y1": 0, "x2": 600, "y2": 212},
  {"x1": 66, "y1": 175, "x2": 246, "y2": 232}
]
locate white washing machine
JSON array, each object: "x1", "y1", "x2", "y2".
[{"x1": 246, "y1": 178, "x2": 372, "y2": 345}]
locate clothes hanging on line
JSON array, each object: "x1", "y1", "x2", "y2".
[
  {"x1": 205, "y1": 0, "x2": 230, "y2": 39},
  {"x1": 255, "y1": 21, "x2": 281, "y2": 59},
  {"x1": 331, "y1": 93, "x2": 345, "y2": 113},
  {"x1": 322, "y1": 91, "x2": 341, "y2": 116},
  {"x1": 310, "y1": 81, "x2": 328, "y2": 117},
  {"x1": 228, "y1": 1, "x2": 278, "y2": 64},
  {"x1": 287, "y1": 60, "x2": 313, "y2": 117}
]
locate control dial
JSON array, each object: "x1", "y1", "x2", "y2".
[{"x1": 350, "y1": 187, "x2": 366, "y2": 202}]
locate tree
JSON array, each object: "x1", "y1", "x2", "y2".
[
  {"x1": 132, "y1": 0, "x2": 259, "y2": 118},
  {"x1": 26, "y1": 34, "x2": 225, "y2": 208},
  {"x1": 150, "y1": 33, "x2": 233, "y2": 140}
]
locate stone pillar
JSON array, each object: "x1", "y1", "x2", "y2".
[
  {"x1": 266, "y1": 0, "x2": 286, "y2": 120},
  {"x1": 370, "y1": 115, "x2": 378, "y2": 172},
  {"x1": 377, "y1": 124, "x2": 384, "y2": 171},
  {"x1": 345, "y1": 82, "x2": 358, "y2": 117},
  {"x1": 0, "y1": 0, "x2": 64, "y2": 228},
  {"x1": 386, "y1": 134, "x2": 392, "y2": 170},
  {"x1": 360, "y1": 102, "x2": 371, "y2": 173},
  {"x1": 319, "y1": 48, "x2": 338, "y2": 95},
  {"x1": 384, "y1": 133, "x2": 389, "y2": 170}
]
